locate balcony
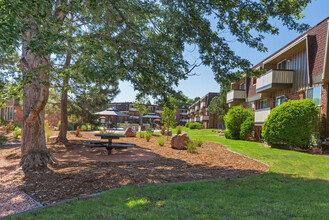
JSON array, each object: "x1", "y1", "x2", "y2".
[
  {"x1": 226, "y1": 90, "x2": 246, "y2": 104},
  {"x1": 256, "y1": 69, "x2": 294, "y2": 93},
  {"x1": 129, "y1": 107, "x2": 137, "y2": 111},
  {"x1": 195, "y1": 105, "x2": 199, "y2": 112},
  {"x1": 190, "y1": 108, "x2": 195, "y2": 113},
  {"x1": 180, "y1": 119, "x2": 188, "y2": 122},
  {"x1": 200, "y1": 102, "x2": 206, "y2": 109},
  {"x1": 194, "y1": 117, "x2": 200, "y2": 122},
  {"x1": 254, "y1": 108, "x2": 271, "y2": 125},
  {"x1": 200, "y1": 115, "x2": 209, "y2": 121},
  {"x1": 155, "y1": 109, "x2": 164, "y2": 114},
  {"x1": 180, "y1": 112, "x2": 188, "y2": 116}
]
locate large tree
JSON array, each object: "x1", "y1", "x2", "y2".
[{"x1": 0, "y1": 0, "x2": 312, "y2": 169}]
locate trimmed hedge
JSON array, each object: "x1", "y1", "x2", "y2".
[
  {"x1": 262, "y1": 99, "x2": 319, "y2": 149},
  {"x1": 188, "y1": 122, "x2": 204, "y2": 129},
  {"x1": 224, "y1": 106, "x2": 254, "y2": 140}
]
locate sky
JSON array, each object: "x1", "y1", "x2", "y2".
[{"x1": 113, "y1": 0, "x2": 329, "y2": 103}]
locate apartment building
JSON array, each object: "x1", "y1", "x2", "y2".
[
  {"x1": 227, "y1": 16, "x2": 329, "y2": 140},
  {"x1": 0, "y1": 99, "x2": 22, "y2": 124},
  {"x1": 187, "y1": 92, "x2": 221, "y2": 129},
  {"x1": 108, "y1": 102, "x2": 188, "y2": 125}
]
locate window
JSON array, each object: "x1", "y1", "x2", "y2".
[
  {"x1": 148, "y1": 106, "x2": 153, "y2": 111},
  {"x1": 252, "y1": 77, "x2": 257, "y2": 85},
  {"x1": 251, "y1": 102, "x2": 255, "y2": 111},
  {"x1": 6, "y1": 107, "x2": 14, "y2": 121},
  {"x1": 307, "y1": 86, "x2": 321, "y2": 106},
  {"x1": 240, "y1": 83, "x2": 246, "y2": 90},
  {"x1": 278, "y1": 60, "x2": 288, "y2": 70},
  {"x1": 260, "y1": 100, "x2": 267, "y2": 109},
  {"x1": 276, "y1": 96, "x2": 285, "y2": 107}
]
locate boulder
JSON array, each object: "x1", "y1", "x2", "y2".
[
  {"x1": 171, "y1": 132, "x2": 192, "y2": 150},
  {"x1": 48, "y1": 136, "x2": 58, "y2": 143},
  {"x1": 164, "y1": 130, "x2": 172, "y2": 136},
  {"x1": 123, "y1": 127, "x2": 136, "y2": 137}
]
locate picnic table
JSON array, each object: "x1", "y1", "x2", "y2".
[{"x1": 83, "y1": 133, "x2": 135, "y2": 155}]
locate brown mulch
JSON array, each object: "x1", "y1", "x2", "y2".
[
  {"x1": 0, "y1": 132, "x2": 39, "y2": 218},
  {"x1": 1, "y1": 131, "x2": 269, "y2": 207}
]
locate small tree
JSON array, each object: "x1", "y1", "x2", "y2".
[
  {"x1": 224, "y1": 106, "x2": 254, "y2": 139},
  {"x1": 161, "y1": 101, "x2": 177, "y2": 134},
  {"x1": 133, "y1": 102, "x2": 150, "y2": 126},
  {"x1": 262, "y1": 99, "x2": 319, "y2": 149}
]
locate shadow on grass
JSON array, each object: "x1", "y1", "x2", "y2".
[{"x1": 7, "y1": 172, "x2": 329, "y2": 219}]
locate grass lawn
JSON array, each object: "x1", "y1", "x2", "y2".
[{"x1": 9, "y1": 128, "x2": 329, "y2": 219}]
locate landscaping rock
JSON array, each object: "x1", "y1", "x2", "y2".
[
  {"x1": 123, "y1": 127, "x2": 136, "y2": 137},
  {"x1": 171, "y1": 132, "x2": 192, "y2": 150},
  {"x1": 164, "y1": 130, "x2": 172, "y2": 136},
  {"x1": 48, "y1": 136, "x2": 57, "y2": 143}
]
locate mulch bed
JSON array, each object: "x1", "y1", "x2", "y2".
[{"x1": 4, "y1": 132, "x2": 269, "y2": 205}]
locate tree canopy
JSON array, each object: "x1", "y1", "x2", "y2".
[{"x1": 0, "y1": 0, "x2": 312, "y2": 169}]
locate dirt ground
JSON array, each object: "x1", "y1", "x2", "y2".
[{"x1": 1, "y1": 131, "x2": 269, "y2": 206}]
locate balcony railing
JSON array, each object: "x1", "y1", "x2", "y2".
[
  {"x1": 194, "y1": 117, "x2": 200, "y2": 122},
  {"x1": 155, "y1": 110, "x2": 164, "y2": 114},
  {"x1": 129, "y1": 107, "x2": 137, "y2": 111},
  {"x1": 180, "y1": 119, "x2": 188, "y2": 122},
  {"x1": 195, "y1": 105, "x2": 199, "y2": 111},
  {"x1": 254, "y1": 108, "x2": 271, "y2": 125},
  {"x1": 200, "y1": 102, "x2": 206, "y2": 109},
  {"x1": 226, "y1": 89, "x2": 246, "y2": 104},
  {"x1": 200, "y1": 115, "x2": 209, "y2": 121},
  {"x1": 256, "y1": 69, "x2": 294, "y2": 93},
  {"x1": 180, "y1": 112, "x2": 188, "y2": 116}
]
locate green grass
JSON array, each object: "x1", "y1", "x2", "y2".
[{"x1": 9, "y1": 128, "x2": 329, "y2": 219}]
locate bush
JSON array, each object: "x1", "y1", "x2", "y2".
[
  {"x1": 5, "y1": 122, "x2": 15, "y2": 133},
  {"x1": 0, "y1": 135, "x2": 8, "y2": 146},
  {"x1": 185, "y1": 122, "x2": 190, "y2": 128},
  {"x1": 139, "y1": 132, "x2": 145, "y2": 138},
  {"x1": 157, "y1": 137, "x2": 165, "y2": 146},
  {"x1": 240, "y1": 116, "x2": 254, "y2": 140},
  {"x1": 160, "y1": 126, "x2": 166, "y2": 135},
  {"x1": 186, "y1": 141, "x2": 197, "y2": 153},
  {"x1": 14, "y1": 123, "x2": 22, "y2": 128},
  {"x1": 262, "y1": 99, "x2": 319, "y2": 149},
  {"x1": 57, "y1": 122, "x2": 73, "y2": 131},
  {"x1": 176, "y1": 125, "x2": 182, "y2": 134},
  {"x1": 146, "y1": 127, "x2": 153, "y2": 133},
  {"x1": 189, "y1": 122, "x2": 203, "y2": 129},
  {"x1": 194, "y1": 139, "x2": 203, "y2": 147},
  {"x1": 224, "y1": 130, "x2": 235, "y2": 140},
  {"x1": 81, "y1": 125, "x2": 87, "y2": 131},
  {"x1": 14, "y1": 126, "x2": 21, "y2": 131},
  {"x1": 224, "y1": 106, "x2": 254, "y2": 139},
  {"x1": 145, "y1": 132, "x2": 152, "y2": 142},
  {"x1": 13, "y1": 130, "x2": 21, "y2": 139}
]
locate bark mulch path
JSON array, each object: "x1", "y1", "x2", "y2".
[
  {"x1": 7, "y1": 132, "x2": 269, "y2": 206},
  {"x1": 0, "y1": 143, "x2": 39, "y2": 218}
]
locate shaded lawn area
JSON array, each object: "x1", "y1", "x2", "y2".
[{"x1": 9, "y1": 128, "x2": 329, "y2": 219}]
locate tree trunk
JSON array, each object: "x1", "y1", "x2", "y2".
[
  {"x1": 19, "y1": 24, "x2": 53, "y2": 170},
  {"x1": 56, "y1": 75, "x2": 69, "y2": 143}
]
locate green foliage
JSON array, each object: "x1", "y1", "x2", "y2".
[
  {"x1": 14, "y1": 123, "x2": 21, "y2": 128},
  {"x1": 208, "y1": 84, "x2": 230, "y2": 124},
  {"x1": 44, "y1": 121, "x2": 53, "y2": 142},
  {"x1": 145, "y1": 132, "x2": 152, "y2": 142},
  {"x1": 139, "y1": 132, "x2": 145, "y2": 138},
  {"x1": 14, "y1": 126, "x2": 21, "y2": 131},
  {"x1": 262, "y1": 99, "x2": 319, "y2": 149},
  {"x1": 160, "y1": 126, "x2": 166, "y2": 135},
  {"x1": 5, "y1": 122, "x2": 15, "y2": 133},
  {"x1": 157, "y1": 137, "x2": 165, "y2": 146},
  {"x1": 57, "y1": 122, "x2": 73, "y2": 131},
  {"x1": 186, "y1": 141, "x2": 197, "y2": 153},
  {"x1": 158, "y1": 93, "x2": 195, "y2": 109},
  {"x1": 194, "y1": 139, "x2": 203, "y2": 147},
  {"x1": 81, "y1": 125, "x2": 87, "y2": 131},
  {"x1": 176, "y1": 126, "x2": 182, "y2": 135},
  {"x1": 224, "y1": 106, "x2": 253, "y2": 139},
  {"x1": 188, "y1": 122, "x2": 204, "y2": 130},
  {"x1": 13, "y1": 130, "x2": 21, "y2": 139},
  {"x1": 146, "y1": 128, "x2": 153, "y2": 133},
  {"x1": 0, "y1": 135, "x2": 8, "y2": 145},
  {"x1": 240, "y1": 117, "x2": 255, "y2": 140},
  {"x1": 224, "y1": 130, "x2": 234, "y2": 140},
  {"x1": 161, "y1": 100, "x2": 177, "y2": 130},
  {"x1": 184, "y1": 122, "x2": 190, "y2": 128}
]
